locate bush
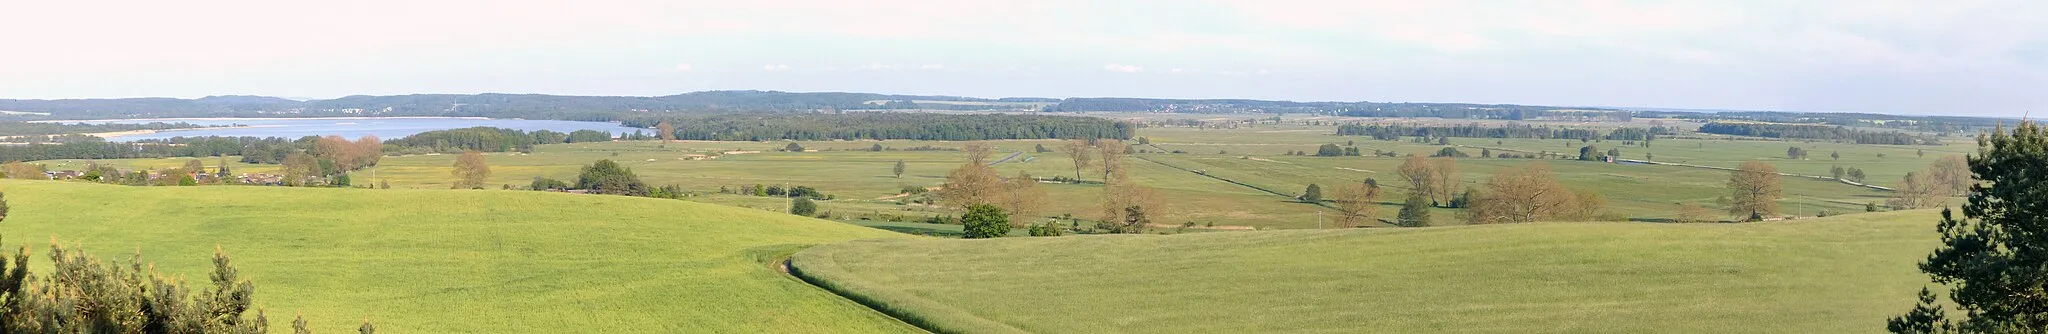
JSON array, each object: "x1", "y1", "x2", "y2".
[
  {"x1": 790, "y1": 197, "x2": 818, "y2": 216},
  {"x1": 960, "y1": 204, "x2": 1011, "y2": 238},
  {"x1": 530, "y1": 177, "x2": 570, "y2": 190},
  {"x1": 1028, "y1": 222, "x2": 1065, "y2": 236}
]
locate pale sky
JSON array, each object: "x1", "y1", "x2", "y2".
[{"x1": 2, "y1": 0, "x2": 2042, "y2": 117}]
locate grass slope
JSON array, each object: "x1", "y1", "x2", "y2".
[
  {"x1": 0, "y1": 180, "x2": 916, "y2": 333},
  {"x1": 793, "y1": 211, "x2": 1943, "y2": 333}
]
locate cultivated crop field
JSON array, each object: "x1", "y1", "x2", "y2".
[
  {"x1": 792, "y1": 210, "x2": 1942, "y2": 333},
  {"x1": 0, "y1": 180, "x2": 917, "y2": 333}
]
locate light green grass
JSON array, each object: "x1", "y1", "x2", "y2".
[
  {"x1": 793, "y1": 210, "x2": 1943, "y2": 333},
  {"x1": 0, "y1": 180, "x2": 917, "y2": 333}
]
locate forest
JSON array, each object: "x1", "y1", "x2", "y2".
[{"x1": 1696, "y1": 122, "x2": 1938, "y2": 145}]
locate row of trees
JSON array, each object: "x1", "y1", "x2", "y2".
[
  {"x1": 387, "y1": 127, "x2": 618, "y2": 154},
  {"x1": 1698, "y1": 122, "x2": 1936, "y2": 145},
  {"x1": 618, "y1": 113, "x2": 1135, "y2": 142},
  {"x1": 1334, "y1": 123, "x2": 1625, "y2": 141}
]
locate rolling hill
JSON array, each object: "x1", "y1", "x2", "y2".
[
  {"x1": 0, "y1": 180, "x2": 916, "y2": 333},
  {"x1": 792, "y1": 211, "x2": 1943, "y2": 333}
]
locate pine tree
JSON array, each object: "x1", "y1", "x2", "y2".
[
  {"x1": 1890, "y1": 121, "x2": 2048, "y2": 332},
  {"x1": 1300, "y1": 184, "x2": 1322, "y2": 203},
  {"x1": 1398, "y1": 193, "x2": 1431, "y2": 227}
]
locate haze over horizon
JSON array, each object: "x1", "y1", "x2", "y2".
[{"x1": 3, "y1": 0, "x2": 2041, "y2": 118}]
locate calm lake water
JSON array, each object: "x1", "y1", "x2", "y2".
[{"x1": 80, "y1": 118, "x2": 643, "y2": 142}]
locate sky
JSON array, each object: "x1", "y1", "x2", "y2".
[{"x1": 1, "y1": 0, "x2": 2043, "y2": 117}]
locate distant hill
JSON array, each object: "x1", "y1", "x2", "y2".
[{"x1": 0, "y1": 91, "x2": 2010, "y2": 132}]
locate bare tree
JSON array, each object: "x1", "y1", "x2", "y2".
[
  {"x1": 937, "y1": 149, "x2": 1004, "y2": 209},
  {"x1": 1095, "y1": 140, "x2": 1126, "y2": 181},
  {"x1": 1099, "y1": 173, "x2": 1161, "y2": 233},
  {"x1": 1428, "y1": 157, "x2": 1460, "y2": 206},
  {"x1": 1676, "y1": 203, "x2": 1712, "y2": 223},
  {"x1": 1925, "y1": 155, "x2": 1971, "y2": 196},
  {"x1": 1466, "y1": 162, "x2": 1574, "y2": 224},
  {"x1": 656, "y1": 120, "x2": 676, "y2": 143},
  {"x1": 1726, "y1": 161, "x2": 1783, "y2": 220},
  {"x1": 1888, "y1": 171, "x2": 1940, "y2": 210},
  {"x1": 451, "y1": 150, "x2": 491, "y2": 189},
  {"x1": 1001, "y1": 171, "x2": 1048, "y2": 226},
  {"x1": 1060, "y1": 140, "x2": 1094, "y2": 181},
  {"x1": 963, "y1": 142, "x2": 996, "y2": 165},
  {"x1": 1334, "y1": 179, "x2": 1383, "y2": 227},
  {"x1": 1397, "y1": 155, "x2": 1436, "y2": 205}
]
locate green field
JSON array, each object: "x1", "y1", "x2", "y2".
[
  {"x1": 792, "y1": 210, "x2": 1942, "y2": 333},
  {"x1": 0, "y1": 180, "x2": 916, "y2": 333},
  {"x1": 30, "y1": 121, "x2": 1970, "y2": 230}
]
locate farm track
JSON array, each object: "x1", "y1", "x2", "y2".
[{"x1": 1133, "y1": 155, "x2": 1399, "y2": 227}]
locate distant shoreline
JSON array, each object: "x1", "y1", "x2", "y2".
[
  {"x1": 87, "y1": 125, "x2": 282, "y2": 138},
  {"x1": 27, "y1": 116, "x2": 497, "y2": 123}
]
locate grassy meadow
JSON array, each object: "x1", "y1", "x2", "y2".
[
  {"x1": 30, "y1": 119, "x2": 1969, "y2": 230},
  {"x1": 792, "y1": 210, "x2": 1944, "y2": 333},
  {"x1": 0, "y1": 180, "x2": 917, "y2": 333}
]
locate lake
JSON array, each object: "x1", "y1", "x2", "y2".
[{"x1": 71, "y1": 118, "x2": 644, "y2": 142}]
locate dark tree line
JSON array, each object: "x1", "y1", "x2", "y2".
[
  {"x1": 383, "y1": 127, "x2": 618, "y2": 154},
  {"x1": 0, "y1": 121, "x2": 208, "y2": 137},
  {"x1": 1697, "y1": 122, "x2": 1937, "y2": 145},
  {"x1": 617, "y1": 113, "x2": 1133, "y2": 141},
  {"x1": 1335, "y1": 123, "x2": 1611, "y2": 141}
]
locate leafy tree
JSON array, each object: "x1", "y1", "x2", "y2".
[
  {"x1": 960, "y1": 204, "x2": 1011, "y2": 238},
  {"x1": 1787, "y1": 146, "x2": 1807, "y2": 160},
  {"x1": 1315, "y1": 144, "x2": 1344, "y2": 157},
  {"x1": 1605, "y1": 147, "x2": 1620, "y2": 160},
  {"x1": 1578, "y1": 145, "x2": 1600, "y2": 161},
  {"x1": 217, "y1": 155, "x2": 232, "y2": 179},
  {"x1": 1300, "y1": 183, "x2": 1323, "y2": 203},
  {"x1": 576, "y1": 159, "x2": 648, "y2": 196},
  {"x1": 450, "y1": 150, "x2": 490, "y2": 189},
  {"x1": 1728, "y1": 161, "x2": 1782, "y2": 221},
  {"x1": 784, "y1": 142, "x2": 805, "y2": 152},
  {"x1": 1831, "y1": 165, "x2": 1847, "y2": 180},
  {"x1": 1890, "y1": 122, "x2": 2048, "y2": 332},
  {"x1": 1033, "y1": 144, "x2": 1051, "y2": 153},
  {"x1": 892, "y1": 159, "x2": 906, "y2": 178},
  {"x1": 1848, "y1": 167, "x2": 1868, "y2": 183},
  {"x1": 790, "y1": 197, "x2": 818, "y2": 216},
  {"x1": 1832, "y1": 151, "x2": 1841, "y2": 160},
  {"x1": 1397, "y1": 193, "x2": 1432, "y2": 227},
  {"x1": 1480, "y1": 148, "x2": 1492, "y2": 158}
]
